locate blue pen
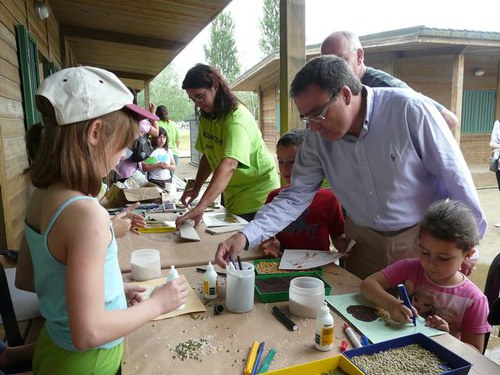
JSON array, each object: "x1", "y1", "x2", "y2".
[
  {"x1": 251, "y1": 342, "x2": 265, "y2": 375},
  {"x1": 360, "y1": 335, "x2": 370, "y2": 346},
  {"x1": 398, "y1": 283, "x2": 417, "y2": 326},
  {"x1": 228, "y1": 256, "x2": 237, "y2": 269}
]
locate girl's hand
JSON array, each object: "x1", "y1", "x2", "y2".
[
  {"x1": 389, "y1": 301, "x2": 417, "y2": 325},
  {"x1": 151, "y1": 275, "x2": 189, "y2": 313},
  {"x1": 425, "y1": 315, "x2": 449, "y2": 332},
  {"x1": 260, "y1": 237, "x2": 281, "y2": 258},
  {"x1": 124, "y1": 284, "x2": 146, "y2": 307}
]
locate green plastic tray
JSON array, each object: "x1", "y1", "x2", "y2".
[
  {"x1": 253, "y1": 258, "x2": 323, "y2": 276},
  {"x1": 255, "y1": 271, "x2": 332, "y2": 303}
]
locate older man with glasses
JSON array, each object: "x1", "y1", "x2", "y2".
[
  {"x1": 321, "y1": 30, "x2": 458, "y2": 134},
  {"x1": 216, "y1": 55, "x2": 486, "y2": 280}
]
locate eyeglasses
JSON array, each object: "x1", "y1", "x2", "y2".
[
  {"x1": 188, "y1": 89, "x2": 208, "y2": 104},
  {"x1": 339, "y1": 47, "x2": 358, "y2": 61},
  {"x1": 300, "y1": 94, "x2": 336, "y2": 127}
]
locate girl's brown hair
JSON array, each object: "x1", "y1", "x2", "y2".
[{"x1": 25, "y1": 96, "x2": 139, "y2": 196}]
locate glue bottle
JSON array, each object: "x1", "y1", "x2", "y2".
[
  {"x1": 203, "y1": 261, "x2": 218, "y2": 300},
  {"x1": 166, "y1": 265, "x2": 185, "y2": 309},
  {"x1": 314, "y1": 302, "x2": 334, "y2": 351}
]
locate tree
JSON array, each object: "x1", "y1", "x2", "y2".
[
  {"x1": 259, "y1": 0, "x2": 280, "y2": 57},
  {"x1": 137, "y1": 64, "x2": 196, "y2": 121},
  {"x1": 203, "y1": 12, "x2": 240, "y2": 83}
]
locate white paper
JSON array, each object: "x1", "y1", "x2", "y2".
[
  {"x1": 279, "y1": 249, "x2": 344, "y2": 270},
  {"x1": 202, "y1": 212, "x2": 248, "y2": 227}
]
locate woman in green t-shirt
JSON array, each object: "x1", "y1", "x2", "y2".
[{"x1": 176, "y1": 63, "x2": 279, "y2": 227}]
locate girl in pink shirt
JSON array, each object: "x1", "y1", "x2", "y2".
[{"x1": 360, "y1": 200, "x2": 490, "y2": 352}]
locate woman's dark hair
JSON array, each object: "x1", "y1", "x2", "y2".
[
  {"x1": 156, "y1": 105, "x2": 168, "y2": 121},
  {"x1": 419, "y1": 200, "x2": 479, "y2": 252},
  {"x1": 182, "y1": 63, "x2": 240, "y2": 120}
]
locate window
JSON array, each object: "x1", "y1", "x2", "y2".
[{"x1": 16, "y1": 25, "x2": 41, "y2": 128}]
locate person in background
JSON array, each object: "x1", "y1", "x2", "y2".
[
  {"x1": 260, "y1": 128, "x2": 348, "y2": 257},
  {"x1": 360, "y1": 200, "x2": 491, "y2": 352},
  {"x1": 321, "y1": 31, "x2": 458, "y2": 135},
  {"x1": 216, "y1": 56, "x2": 486, "y2": 279},
  {"x1": 176, "y1": 63, "x2": 279, "y2": 224},
  {"x1": 116, "y1": 88, "x2": 159, "y2": 181},
  {"x1": 142, "y1": 127, "x2": 176, "y2": 188},
  {"x1": 16, "y1": 66, "x2": 188, "y2": 375},
  {"x1": 489, "y1": 118, "x2": 500, "y2": 227},
  {"x1": 156, "y1": 105, "x2": 180, "y2": 175}
]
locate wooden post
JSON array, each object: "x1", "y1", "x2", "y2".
[
  {"x1": 451, "y1": 52, "x2": 465, "y2": 144},
  {"x1": 279, "y1": 0, "x2": 305, "y2": 134}
]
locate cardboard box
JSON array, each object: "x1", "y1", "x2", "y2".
[
  {"x1": 266, "y1": 354, "x2": 363, "y2": 374},
  {"x1": 104, "y1": 182, "x2": 162, "y2": 208},
  {"x1": 343, "y1": 333, "x2": 472, "y2": 375}
]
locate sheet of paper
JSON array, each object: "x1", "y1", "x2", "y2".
[
  {"x1": 203, "y1": 212, "x2": 248, "y2": 227},
  {"x1": 278, "y1": 249, "x2": 343, "y2": 270},
  {"x1": 326, "y1": 292, "x2": 444, "y2": 344},
  {"x1": 129, "y1": 277, "x2": 206, "y2": 320}
]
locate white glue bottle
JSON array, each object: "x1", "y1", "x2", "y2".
[
  {"x1": 166, "y1": 265, "x2": 185, "y2": 309},
  {"x1": 203, "y1": 261, "x2": 218, "y2": 300},
  {"x1": 314, "y1": 301, "x2": 334, "y2": 351}
]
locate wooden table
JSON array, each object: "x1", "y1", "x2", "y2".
[
  {"x1": 121, "y1": 264, "x2": 500, "y2": 375},
  {"x1": 116, "y1": 223, "x2": 264, "y2": 272}
]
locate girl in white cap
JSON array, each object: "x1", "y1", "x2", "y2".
[{"x1": 15, "y1": 66, "x2": 188, "y2": 375}]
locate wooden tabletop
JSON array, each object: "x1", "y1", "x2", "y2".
[
  {"x1": 116, "y1": 223, "x2": 264, "y2": 272},
  {"x1": 120, "y1": 264, "x2": 499, "y2": 374}
]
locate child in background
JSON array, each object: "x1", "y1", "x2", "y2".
[
  {"x1": 15, "y1": 66, "x2": 188, "y2": 375},
  {"x1": 142, "y1": 126, "x2": 176, "y2": 188},
  {"x1": 260, "y1": 129, "x2": 348, "y2": 257},
  {"x1": 360, "y1": 200, "x2": 490, "y2": 352}
]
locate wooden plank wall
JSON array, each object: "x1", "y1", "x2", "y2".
[
  {"x1": 0, "y1": 0, "x2": 64, "y2": 249},
  {"x1": 260, "y1": 84, "x2": 279, "y2": 154}
]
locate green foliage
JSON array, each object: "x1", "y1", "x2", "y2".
[
  {"x1": 137, "y1": 64, "x2": 196, "y2": 122},
  {"x1": 203, "y1": 12, "x2": 240, "y2": 83},
  {"x1": 235, "y1": 91, "x2": 259, "y2": 120},
  {"x1": 259, "y1": 0, "x2": 280, "y2": 57}
]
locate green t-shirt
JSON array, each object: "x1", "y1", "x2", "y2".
[
  {"x1": 195, "y1": 105, "x2": 279, "y2": 215},
  {"x1": 158, "y1": 119, "x2": 180, "y2": 156}
]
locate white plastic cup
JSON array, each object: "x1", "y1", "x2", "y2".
[
  {"x1": 165, "y1": 182, "x2": 176, "y2": 195},
  {"x1": 131, "y1": 249, "x2": 161, "y2": 281},
  {"x1": 225, "y1": 262, "x2": 255, "y2": 313},
  {"x1": 289, "y1": 276, "x2": 325, "y2": 318}
]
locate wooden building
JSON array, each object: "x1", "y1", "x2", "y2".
[
  {"x1": 0, "y1": 0, "x2": 231, "y2": 249},
  {"x1": 232, "y1": 26, "x2": 500, "y2": 163}
]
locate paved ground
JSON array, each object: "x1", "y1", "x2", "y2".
[{"x1": 176, "y1": 157, "x2": 500, "y2": 362}]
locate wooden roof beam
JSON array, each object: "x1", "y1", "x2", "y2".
[{"x1": 60, "y1": 25, "x2": 186, "y2": 52}]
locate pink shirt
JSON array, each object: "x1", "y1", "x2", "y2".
[{"x1": 382, "y1": 258, "x2": 491, "y2": 338}]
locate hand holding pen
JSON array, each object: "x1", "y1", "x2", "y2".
[{"x1": 397, "y1": 284, "x2": 417, "y2": 326}]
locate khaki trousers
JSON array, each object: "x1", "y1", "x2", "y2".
[{"x1": 344, "y1": 217, "x2": 421, "y2": 280}]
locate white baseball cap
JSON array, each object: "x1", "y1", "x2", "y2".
[{"x1": 35, "y1": 66, "x2": 159, "y2": 125}]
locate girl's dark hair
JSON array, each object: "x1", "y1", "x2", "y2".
[
  {"x1": 182, "y1": 63, "x2": 240, "y2": 119},
  {"x1": 153, "y1": 126, "x2": 169, "y2": 151},
  {"x1": 419, "y1": 200, "x2": 479, "y2": 252}
]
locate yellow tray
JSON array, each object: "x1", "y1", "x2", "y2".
[{"x1": 266, "y1": 354, "x2": 363, "y2": 375}]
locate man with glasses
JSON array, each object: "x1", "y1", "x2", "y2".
[
  {"x1": 321, "y1": 31, "x2": 458, "y2": 135},
  {"x1": 216, "y1": 55, "x2": 486, "y2": 279}
]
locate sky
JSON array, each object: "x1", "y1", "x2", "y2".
[{"x1": 171, "y1": 0, "x2": 500, "y2": 80}]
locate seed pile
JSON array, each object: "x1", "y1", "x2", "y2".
[
  {"x1": 256, "y1": 276, "x2": 294, "y2": 292},
  {"x1": 255, "y1": 262, "x2": 290, "y2": 274},
  {"x1": 171, "y1": 336, "x2": 220, "y2": 361},
  {"x1": 255, "y1": 261, "x2": 321, "y2": 274},
  {"x1": 350, "y1": 344, "x2": 447, "y2": 375},
  {"x1": 321, "y1": 368, "x2": 348, "y2": 375}
]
